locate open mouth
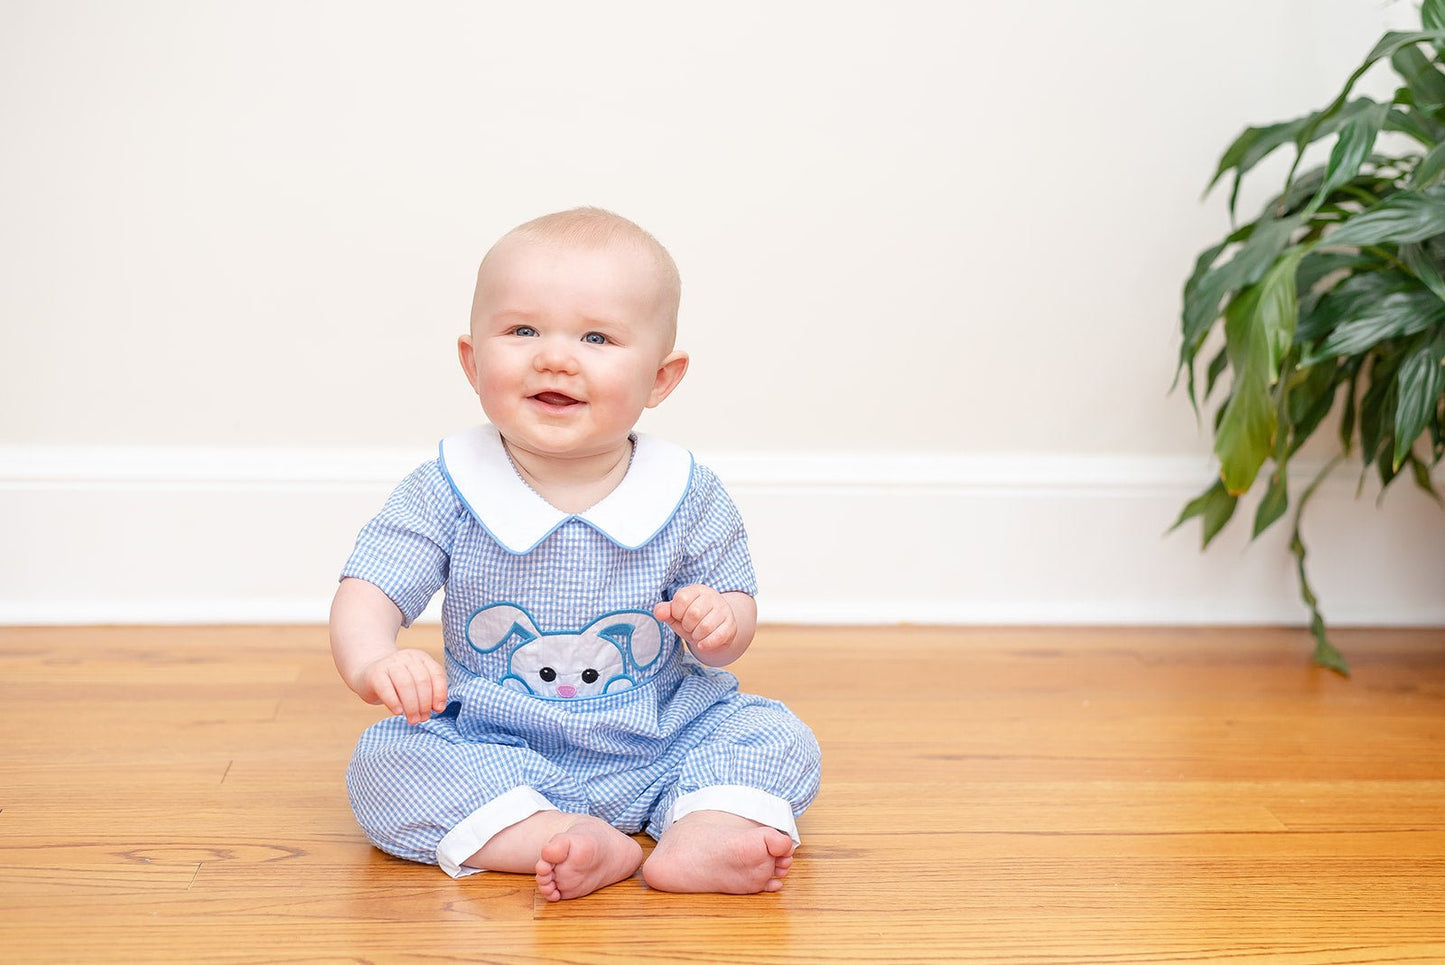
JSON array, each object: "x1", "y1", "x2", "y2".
[{"x1": 531, "y1": 391, "x2": 582, "y2": 408}]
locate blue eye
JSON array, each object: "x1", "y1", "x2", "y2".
[
  {"x1": 582, "y1": 332, "x2": 608, "y2": 345},
  {"x1": 512, "y1": 326, "x2": 538, "y2": 338}
]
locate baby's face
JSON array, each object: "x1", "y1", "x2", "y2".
[{"x1": 462, "y1": 237, "x2": 683, "y2": 464}]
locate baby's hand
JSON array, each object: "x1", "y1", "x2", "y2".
[
  {"x1": 654, "y1": 585, "x2": 737, "y2": 657},
  {"x1": 358, "y1": 648, "x2": 447, "y2": 725}
]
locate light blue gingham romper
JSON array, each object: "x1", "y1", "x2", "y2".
[{"x1": 341, "y1": 425, "x2": 821, "y2": 876}]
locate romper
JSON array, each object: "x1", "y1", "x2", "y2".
[{"x1": 340, "y1": 424, "x2": 822, "y2": 877}]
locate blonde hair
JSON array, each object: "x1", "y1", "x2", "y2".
[{"x1": 472, "y1": 207, "x2": 682, "y2": 339}]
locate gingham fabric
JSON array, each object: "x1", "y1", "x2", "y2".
[{"x1": 340, "y1": 426, "x2": 821, "y2": 876}]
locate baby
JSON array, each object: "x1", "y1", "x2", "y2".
[{"x1": 329, "y1": 207, "x2": 821, "y2": 900}]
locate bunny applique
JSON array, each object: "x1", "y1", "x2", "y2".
[{"x1": 465, "y1": 602, "x2": 669, "y2": 700}]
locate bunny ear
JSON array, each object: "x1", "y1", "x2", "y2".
[
  {"x1": 466, "y1": 603, "x2": 541, "y2": 655},
  {"x1": 627, "y1": 617, "x2": 664, "y2": 670},
  {"x1": 589, "y1": 610, "x2": 665, "y2": 672}
]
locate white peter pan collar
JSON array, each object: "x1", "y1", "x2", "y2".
[{"x1": 438, "y1": 424, "x2": 695, "y2": 555}]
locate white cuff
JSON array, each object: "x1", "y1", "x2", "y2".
[
  {"x1": 435, "y1": 786, "x2": 559, "y2": 878},
  {"x1": 663, "y1": 785, "x2": 801, "y2": 845}
]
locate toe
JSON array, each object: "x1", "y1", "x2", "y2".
[
  {"x1": 763, "y1": 830, "x2": 794, "y2": 859},
  {"x1": 539, "y1": 835, "x2": 573, "y2": 866}
]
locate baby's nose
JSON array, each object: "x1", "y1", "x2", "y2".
[
  {"x1": 556, "y1": 685, "x2": 577, "y2": 699},
  {"x1": 534, "y1": 339, "x2": 579, "y2": 373}
]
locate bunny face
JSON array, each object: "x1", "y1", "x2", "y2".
[
  {"x1": 507, "y1": 633, "x2": 625, "y2": 698},
  {"x1": 465, "y1": 603, "x2": 666, "y2": 700}
]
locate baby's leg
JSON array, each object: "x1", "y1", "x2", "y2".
[
  {"x1": 466, "y1": 811, "x2": 643, "y2": 902},
  {"x1": 641, "y1": 810, "x2": 794, "y2": 894},
  {"x1": 640, "y1": 696, "x2": 819, "y2": 894},
  {"x1": 348, "y1": 718, "x2": 639, "y2": 897}
]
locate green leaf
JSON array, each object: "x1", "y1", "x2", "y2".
[
  {"x1": 1256, "y1": 247, "x2": 1308, "y2": 380},
  {"x1": 1385, "y1": 102, "x2": 1444, "y2": 148},
  {"x1": 1360, "y1": 352, "x2": 1403, "y2": 470},
  {"x1": 1214, "y1": 249, "x2": 1309, "y2": 493},
  {"x1": 1184, "y1": 237, "x2": 1234, "y2": 305},
  {"x1": 1324, "y1": 183, "x2": 1445, "y2": 247},
  {"x1": 1177, "y1": 230, "x2": 1245, "y2": 403},
  {"x1": 1409, "y1": 451, "x2": 1445, "y2": 503},
  {"x1": 1285, "y1": 360, "x2": 1343, "y2": 456},
  {"x1": 1393, "y1": 326, "x2": 1445, "y2": 468},
  {"x1": 1215, "y1": 366, "x2": 1274, "y2": 490},
  {"x1": 1296, "y1": 270, "x2": 1417, "y2": 345},
  {"x1": 1253, "y1": 466, "x2": 1290, "y2": 537},
  {"x1": 1204, "y1": 346, "x2": 1229, "y2": 400},
  {"x1": 1424, "y1": 0, "x2": 1445, "y2": 57},
  {"x1": 1181, "y1": 216, "x2": 1301, "y2": 375},
  {"x1": 1307, "y1": 288, "x2": 1445, "y2": 362},
  {"x1": 1306, "y1": 100, "x2": 1390, "y2": 213},
  {"x1": 1295, "y1": 250, "x2": 1377, "y2": 300},
  {"x1": 1391, "y1": 44, "x2": 1445, "y2": 118},
  {"x1": 1268, "y1": 165, "x2": 1329, "y2": 220},
  {"x1": 1284, "y1": 33, "x2": 1445, "y2": 192},
  {"x1": 1264, "y1": 162, "x2": 1407, "y2": 223},
  {"x1": 1216, "y1": 292, "x2": 1276, "y2": 494},
  {"x1": 1208, "y1": 115, "x2": 1318, "y2": 217},
  {"x1": 1411, "y1": 139, "x2": 1445, "y2": 187},
  {"x1": 1208, "y1": 117, "x2": 1306, "y2": 194},
  {"x1": 1170, "y1": 478, "x2": 1239, "y2": 548},
  {"x1": 1400, "y1": 242, "x2": 1445, "y2": 303},
  {"x1": 1426, "y1": 0, "x2": 1445, "y2": 30},
  {"x1": 1210, "y1": 101, "x2": 1383, "y2": 219},
  {"x1": 1360, "y1": 33, "x2": 1445, "y2": 101},
  {"x1": 1339, "y1": 365, "x2": 1360, "y2": 452},
  {"x1": 1255, "y1": 344, "x2": 1302, "y2": 540},
  {"x1": 1377, "y1": 439, "x2": 1403, "y2": 491}
]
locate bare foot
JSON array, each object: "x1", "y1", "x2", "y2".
[
  {"x1": 534, "y1": 817, "x2": 644, "y2": 902},
  {"x1": 641, "y1": 810, "x2": 795, "y2": 894}
]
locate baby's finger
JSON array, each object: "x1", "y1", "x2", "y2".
[
  {"x1": 371, "y1": 672, "x2": 403, "y2": 718},
  {"x1": 681, "y1": 583, "x2": 711, "y2": 608},
  {"x1": 679, "y1": 595, "x2": 719, "y2": 636},
  {"x1": 390, "y1": 665, "x2": 424, "y2": 724},
  {"x1": 404, "y1": 658, "x2": 444, "y2": 720},
  {"x1": 428, "y1": 660, "x2": 447, "y2": 711},
  {"x1": 691, "y1": 613, "x2": 734, "y2": 652},
  {"x1": 683, "y1": 603, "x2": 721, "y2": 639}
]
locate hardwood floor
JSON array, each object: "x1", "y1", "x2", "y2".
[{"x1": 1, "y1": 624, "x2": 1442, "y2": 964}]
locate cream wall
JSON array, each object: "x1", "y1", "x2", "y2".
[
  {"x1": 2, "y1": 1, "x2": 1440, "y2": 626},
  {"x1": 1, "y1": 0, "x2": 1415, "y2": 452}
]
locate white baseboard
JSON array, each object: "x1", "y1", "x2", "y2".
[{"x1": 1, "y1": 445, "x2": 1441, "y2": 627}]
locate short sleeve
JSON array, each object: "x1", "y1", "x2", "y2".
[
  {"x1": 340, "y1": 461, "x2": 462, "y2": 626},
  {"x1": 668, "y1": 465, "x2": 758, "y2": 599}
]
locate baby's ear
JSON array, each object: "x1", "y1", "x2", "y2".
[
  {"x1": 458, "y1": 334, "x2": 483, "y2": 397},
  {"x1": 646, "y1": 350, "x2": 689, "y2": 409},
  {"x1": 588, "y1": 611, "x2": 664, "y2": 671},
  {"x1": 467, "y1": 603, "x2": 540, "y2": 654}
]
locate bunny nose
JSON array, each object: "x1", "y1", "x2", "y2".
[{"x1": 556, "y1": 685, "x2": 577, "y2": 699}]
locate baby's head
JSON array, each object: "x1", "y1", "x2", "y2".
[
  {"x1": 459, "y1": 208, "x2": 690, "y2": 463},
  {"x1": 472, "y1": 207, "x2": 682, "y2": 346}
]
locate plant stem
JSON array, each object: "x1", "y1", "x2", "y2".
[{"x1": 1289, "y1": 455, "x2": 1349, "y2": 676}]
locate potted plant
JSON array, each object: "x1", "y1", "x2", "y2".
[{"x1": 1176, "y1": 2, "x2": 1445, "y2": 674}]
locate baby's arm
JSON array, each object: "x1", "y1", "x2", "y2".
[
  {"x1": 330, "y1": 577, "x2": 447, "y2": 725},
  {"x1": 653, "y1": 586, "x2": 758, "y2": 668}
]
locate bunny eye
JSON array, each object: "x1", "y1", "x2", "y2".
[
  {"x1": 539, "y1": 667, "x2": 557, "y2": 682},
  {"x1": 582, "y1": 669, "x2": 599, "y2": 684}
]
